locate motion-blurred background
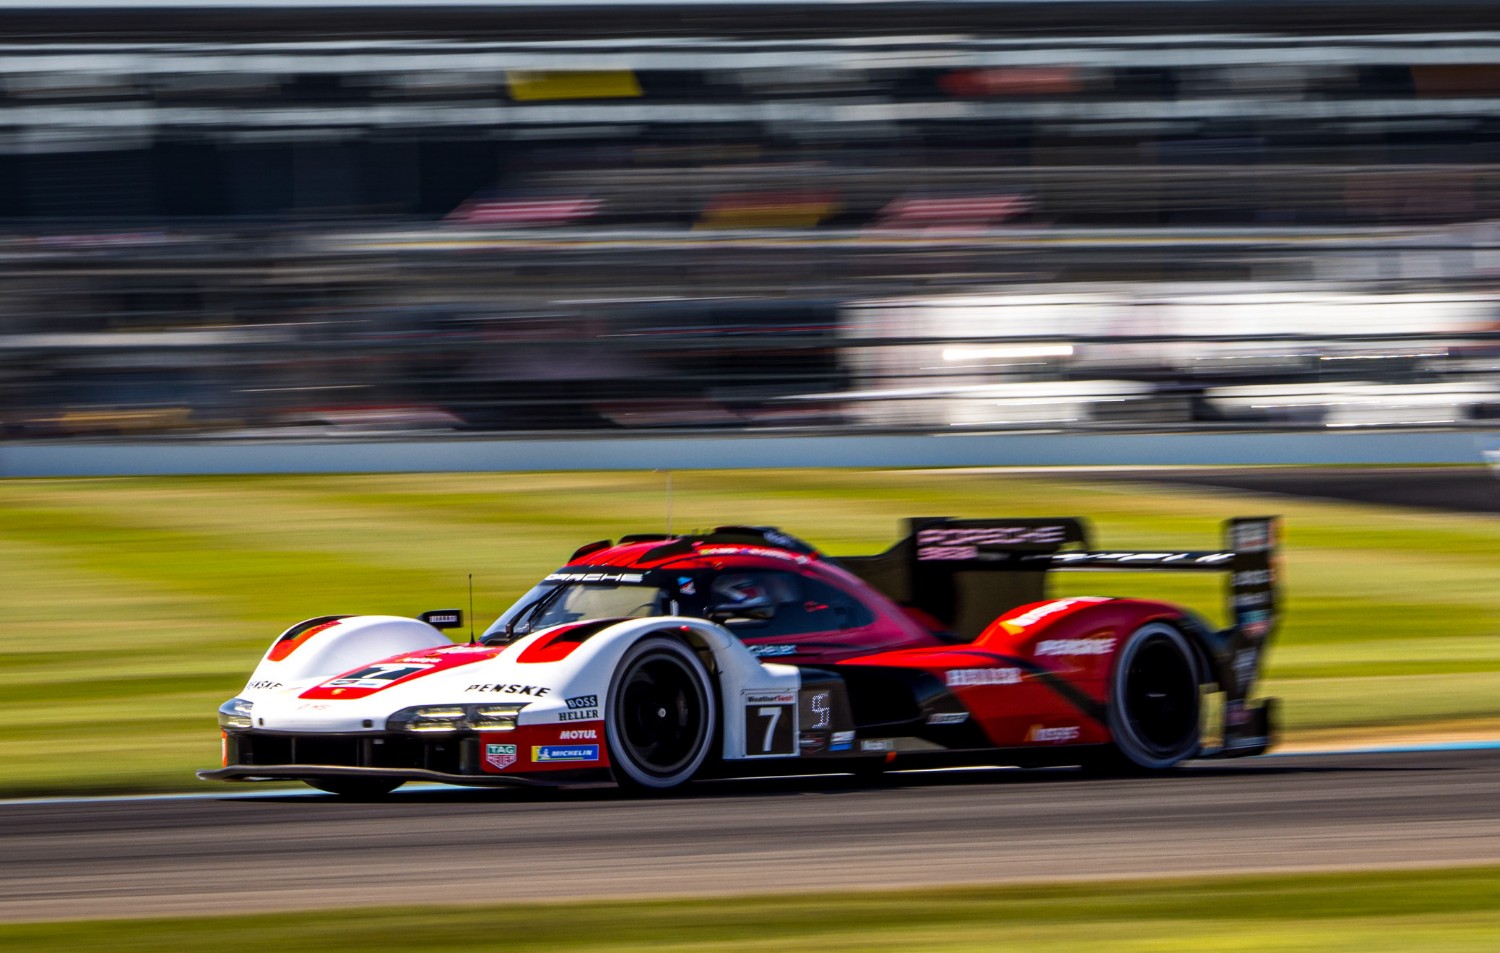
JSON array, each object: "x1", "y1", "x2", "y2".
[{"x1": 6, "y1": 0, "x2": 1500, "y2": 438}]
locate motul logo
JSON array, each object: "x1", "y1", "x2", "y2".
[{"x1": 559, "y1": 729, "x2": 597, "y2": 740}]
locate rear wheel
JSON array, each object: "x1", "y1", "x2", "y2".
[
  {"x1": 607, "y1": 636, "x2": 716, "y2": 793},
  {"x1": 1103, "y1": 622, "x2": 1201, "y2": 772},
  {"x1": 305, "y1": 777, "x2": 404, "y2": 798}
]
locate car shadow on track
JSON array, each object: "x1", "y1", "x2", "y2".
[{"x1": 225, "y1": 755, "x2": 1439, "y2": 805}]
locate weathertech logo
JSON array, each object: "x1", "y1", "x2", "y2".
[
  {"x1": 946, "y1": 667, "x2": 1022, "y2": 687},
  {"x1": 1035, "y1": 637, "x2": 1115, "y2": 657}
]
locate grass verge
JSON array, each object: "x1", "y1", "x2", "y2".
[
  {"x1": 3, "y1": 468, "x2": 1499, "y2": 796},
  {"x1": 4, "y1": 866, "x2": 1500, "y2": 951}
]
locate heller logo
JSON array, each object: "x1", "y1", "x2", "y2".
[
  {"x1": 485, "y1": 743, "x2": 517, "y2": 771},
  {"x1": 532, "y1": 744, "x2": 599, "y2": 763}
]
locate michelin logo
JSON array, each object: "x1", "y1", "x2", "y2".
[{"x1": 532, "y1": 744, "x2": 600, "y2": 763}]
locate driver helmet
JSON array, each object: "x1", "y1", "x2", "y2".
[{"x1": 711, "y1": 573, "x2": 773, "y2": 611}]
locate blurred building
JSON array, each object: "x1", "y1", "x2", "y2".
[{"x1": 2, "y1": 0, "x2": 1500, "y2": 435}]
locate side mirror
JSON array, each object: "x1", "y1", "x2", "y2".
[
  {"x1": 706, "y1": 603, "x2": 775, "y2": 623},
  {"x1": 420, "y1": 609, "x2": 464, "y2": 630}
]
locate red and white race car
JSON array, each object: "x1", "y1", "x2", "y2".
[{"x1": 201, "y1": 517, "x2": 1280, "y2": 796}]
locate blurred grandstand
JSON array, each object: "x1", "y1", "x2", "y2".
[{"x1": 4, "y1": 0, "x2": 1500, "y2": 437}]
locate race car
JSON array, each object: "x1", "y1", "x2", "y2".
[{"x1": 200, "y1": 516, "x2": 1280, "y2": 796}]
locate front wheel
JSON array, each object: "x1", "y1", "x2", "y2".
[
  {"x1": 1102, "y1": 622, "x2": 1202, "y2": 772},
  {"x1": 606, "y1": 636, "x2": 716, "y2": 793}
]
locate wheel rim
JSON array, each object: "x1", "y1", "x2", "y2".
[
  {"x1": 1122, "y1": 634, "x2": 1198, "y2": 757},
  {"x1": 615, "y1": 652, "x2": 708, "y2": 779}
]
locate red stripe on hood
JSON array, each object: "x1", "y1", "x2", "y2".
[{"x1": 300, "y1": 644, "x2": 503, "y2": 700}]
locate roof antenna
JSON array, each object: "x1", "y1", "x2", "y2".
[
  {"x1": 657, "y1": 468, "x2": 674, "y2": 535},
  {"x1": 468, "y1": 573, "x2": 476, "y2": 645}
]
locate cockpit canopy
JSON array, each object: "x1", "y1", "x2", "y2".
[{"x1": 481, "y1": 564, "x2": 874, "y2": 643}]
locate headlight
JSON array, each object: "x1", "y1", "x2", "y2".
[
  {"x1": 407, "y1": 706, "x2": 467, "y2": 732},
  {"x1": 218, "y1": 697, "x2": 254, "y2": 729},
  {"x1": 387, "y1": 703, "x2": 528, "y2": 733},
  {"x1": 471, "y1": 705, "x2": 525, "y2": 731}
]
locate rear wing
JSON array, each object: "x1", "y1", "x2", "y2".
[{"x1": 837, "y1": 516, "x2": 1280, "y2": 642}]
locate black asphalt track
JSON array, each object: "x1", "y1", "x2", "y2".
[{"x1": 4, "y1": 747, "x2": 1500, "y2": 921}]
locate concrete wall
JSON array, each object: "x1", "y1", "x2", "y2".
[{"x1": 5, "y1": 429, "x2": 1499, "y2": 477}]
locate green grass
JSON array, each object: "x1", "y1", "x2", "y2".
[
  {"x1": 3, "y1": 468, "x2": 1500, "y2": 795},
  {"x1": 6, "y1": 866, "x2": 1500, "y2": 951}
]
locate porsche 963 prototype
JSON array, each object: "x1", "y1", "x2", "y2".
[{"x1": 201, "y1": 516, "x2": 1280, "y2": 796}]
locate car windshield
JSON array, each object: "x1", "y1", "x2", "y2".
[{"x1": 482, "y1": 581, "x2": 675, "y2": 641}]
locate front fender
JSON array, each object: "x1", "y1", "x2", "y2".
[
  {"x1": 244, "y1": 615, "x2": 451, "y2": 694},
  {"x1": 496, "y1": 616, "x2": 798, "y2": 762}
]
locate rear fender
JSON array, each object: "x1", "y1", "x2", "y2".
[
  {"x1": 973, "y1": 597, "x2": 1190, "y2": 684},
  {"x1": 975, "y1": 596, "x2": 1268, "y2": 751}
]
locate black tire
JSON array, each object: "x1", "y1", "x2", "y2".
[
  {"x1": 1103, "y1": 622, "x2": 1202, "y2": 772},
  {"x1": 305, "y1": 777, "x2": 405, "y2": 798},
  {"x1": 606, "y1": 636, "x2": 716, "y2": 792}
]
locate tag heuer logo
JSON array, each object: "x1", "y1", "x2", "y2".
[{"x1": 485, "y1": 743, "x2": 517, "y2": 771}]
